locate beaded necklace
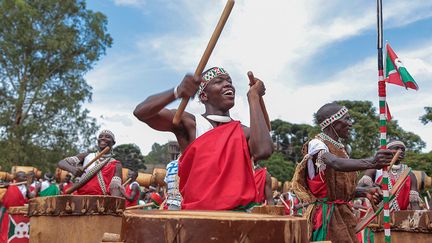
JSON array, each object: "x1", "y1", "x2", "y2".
[{"x1": 317, "y1": 132, "x2": 349, "y2": 157}]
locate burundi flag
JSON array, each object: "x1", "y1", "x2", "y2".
[
  {"x1": 385, "y1": 43, "x2": 419, "y2": 90},
  {"x1": 7, "y1": 214, "x2": 30, "y2": 243}
]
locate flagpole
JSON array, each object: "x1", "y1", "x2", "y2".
[{"x1": 377, "y1": 0, "x2": 391, "y2": 242}]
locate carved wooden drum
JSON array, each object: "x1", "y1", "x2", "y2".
[
  {"x1": 28, "y1": 195, "x2": 125, "y2": 243},
  {"x1": 120, "y1": 210, "x2": 308, "y2": 243}
]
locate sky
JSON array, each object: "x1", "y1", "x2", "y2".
[{"x1": 84, "y1": 0, "x2": 432, "y2": 155}]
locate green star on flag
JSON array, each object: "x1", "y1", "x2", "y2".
[{"x1": 385, "y1": 43, "x2": 419, "y2": 90}]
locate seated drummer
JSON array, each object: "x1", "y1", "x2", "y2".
[{"x1": 57, "y1": 130, "x2": 122, "y2": 196}]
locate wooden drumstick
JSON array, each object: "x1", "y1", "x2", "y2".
[
  {"x1": 173, "y1": 0, "x2": 235, "y2": 125},
  {"x1": 247, "y1": 71, "x2": 271, "y2": 131},
  {"x1": 122, "y1": 177, "x2": 132, "y2": 187},
  {"x1": 125, "y1": 202, "x2": 155, "y2": 210},
  {"x1": 387, "y1": 149, "x2": 402, "y2": 172},
  {"x1": 82, "y1": 146, "x2": 111, "y2": 172},
  {"x1": 0, "y1": 181, "x2": 27, "y2": 188}
]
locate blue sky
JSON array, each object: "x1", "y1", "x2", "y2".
[{"x1": 84, "y1": 0, "x2": 432, "y2": 154}]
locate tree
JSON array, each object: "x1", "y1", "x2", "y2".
[
  {"x1": 271, "y1": 119, "x2": 319, "y2": 162},
  {"x1": 259, "y1": 152, "x2": 296, "y2": 183},
  {"x1": 0, "y1": 0, "x2": 112, "y2": 170},
  {"x1": 114, "y1": 144, "x2": 146, "y2": 171},
  {"x1": 144, "y1": 143, "x2": 169, "y2": 164},
  {"x1": 337, "y1": 100, "x2": 425, "y2": 158},
  {"x1": 420, "y1": 107, "x2": 432, "y2": 125},
  {"x1": 405, "y1": 151, "x2": 432, "y2": 177}
]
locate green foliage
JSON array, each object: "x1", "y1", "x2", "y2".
[
  {"x1": 259, "y1": 152, "x2": 296, "y2": 182},
  {"x1": 113, "y1": 144, "x2": 146, "y2": 171},
  {"x1": 144, "y1": 143, "x2": 169, "y2": 164},
  {"x1": 270, "y1": 119, "x2": 319, "y2": 162},
  {"x1": 420, "y1": 107, "x2": 432, "y2": 125},
  {"x1": 405, "y1": 151, "x2": 432, "y2": 176},
  {"x1": 0, "y1": 0, "x2": 112, "y2": 171}
]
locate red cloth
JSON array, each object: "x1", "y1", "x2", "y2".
[
  {"x1": 1, "y1": 186, "x2": 28, "y2": 243},
  {"x1": 1, "y1": 186, "x2": 27, "y2": 209},
  {"x1": 125, "y1": 182, "x2": 140, "y2": 207},
  {"x1": 377, "y1": 174, "x2": 411, "y2": 210},
  {"x1": 150, "y1": 192, "x2": 163, "y2": 206},
  {"x1": 76, "y1": 160, "x2": 120, "y2": 195},
  {"x1": 307, "y1": 172, "x2": 327, "y2": 231},
  {"x1": 254, "y1": 167, "x2": 267, "y2": 203},
  {"x1": 179, "y1": 121, "x2": 257, "y2": 210},
  {"x1": 62, "y1": 182, "x2": 73, "y2": 194}
]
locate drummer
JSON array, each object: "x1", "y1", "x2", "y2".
[
  {"x1": 358, "y1": 140, "x2": 421, "y2": 210},
  {"x1": 120, "y1": 170, "x2": 140, "y2": 207},
  {"x1": 59, "y1": 173, "x2": 73, "y2": 194},
  {"x1": 134, "y1": 67, "x2": 273, "y2": 210},
  {"x1": 57, "y1": 130, "x2": 123, "y2": 196},
  {"x1": 27, "y1": 171, "x2": 40, "y2": 197}
]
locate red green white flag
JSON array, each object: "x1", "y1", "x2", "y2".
[{"x1": 385, "y1": 43, "x2": 419, "y2": 90}]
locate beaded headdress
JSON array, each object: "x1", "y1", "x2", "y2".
[
  {"x1": 99, "y1": 129, "x2": 116, "y2": 142},
  {"x1": 387, "y1": 140, "x2": 406, "y2": 149},
  {"x1": 319, "y1": 106, "x2": 349, "y2": 130},
  {"x1": 197, "y1": 67, "x2": 229, "y2": 98}
]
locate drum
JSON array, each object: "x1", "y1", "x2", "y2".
[
  {"x1": 283, "y1": 181, "x2": 292, "y2": 193},
  {"x1": 120, "y1": 210, "x2": 308, "y2": 243},
  {"x1": 122, "y1": 168, "x2": 129, "y2": 182},
  {"x1": 0, "y1": 188, "x2": 6, "y2": 202},
  {"x1": 152, "y1": 168, "x2": 166, "y2": 187},
  {"x1": 369, "y1": 210, "x2": 432, "y2": 243},
  {"x1": 271, "y1": 177, "x2": 279, "y2": 191},
  {"x1": 11, "y1": 166, "x2": 42, "y2": 178},
  {"x1": 412, "y1": 170, "x2": 432, "y2": 191},
  {"x1": 136, "y1": 172, "x2": 153, "y2": 188},
  {"x1": 0, "y1": 171, "x2": 14, "y2": 181},
  {"x1": 5, "y1": 205, "x2": 30, "y2": 242},
  {"x1": 55, "y1": 168, "x2": 69, "y2": 182},
  {"x1": 28, "y1": 195, "x2": 125, "y2": 243}
]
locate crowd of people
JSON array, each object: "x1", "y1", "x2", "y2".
[{"x1": 1, "y1": 66, "x2": 431, "y2": 243}]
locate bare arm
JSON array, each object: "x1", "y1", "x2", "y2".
[
  {"x1": 58, "y1": 152, "x2": 88, "y2": 176},
  {"x1": 321, "y1": 149, "x2": 393, "y2": 172},
  {"x1": 133, "y1": 74, "x2": 202, "y2": 132},
  {"x1": 121, "y1": 184, "x2": 140, "y2": 202},
  {"x1": 408, "y1": 172, "x2": 421, "y2": 210},
  {"x1": 247, "y1": 79, "x2": 273, "y2": 161}
]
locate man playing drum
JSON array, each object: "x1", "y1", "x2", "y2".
[
  {"x1": 292, "y1": 102, "x2": 394, "y2": 243},
  {"x1": 134, "y1": 67, "x2": 273, "y2": 210},
  {"x1": 358, "y1": 140, "x2": 421, "y2": 210},
  {"x1": 57, "y1": 130, "x2": 123, "y2": 196},
  {"x1": 120, "y1": 170, "x2": 140, "y2": 207}
]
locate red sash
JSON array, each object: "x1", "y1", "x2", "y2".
[
  {"x1": 1, "y1": 186, "x2": 27, "y2": 209},
  {"x1": 179, "y1": 121, "x2": 257, "y2": 210},
  {"x1": 77, "y1": 160, "x2": 120, "y2": 195},
  {"x1": 307, "y1": 172, "x2": 327, "y2": 231},
  {"x1": 125, "y1": 182, "x2": 140, "y2": 207},
  {"x1": 254, "y1": 167, "x2": 267, "y2": 203}
]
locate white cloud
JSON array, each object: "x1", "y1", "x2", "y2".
[
  {"x1": 112, "y1": 0, "x2": 146, "y2": 8},
  {"x1": 86, "y1": 0, "x2": 432, "y2": 154}
]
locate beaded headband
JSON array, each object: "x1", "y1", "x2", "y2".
[
  {"x1": 99, "y1": 129, "x2": 116, "y2": 142},
  {"x1": 319, "y1": 106, "x2": 348, "y2": 130},
  {"x1": 197, "y1": 67, "x2": 229, "y2": 97},
  {"x1": 387, "y1": 140, "x2": 406, "y2": 149}
]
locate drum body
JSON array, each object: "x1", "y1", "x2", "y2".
[
  {"x1": 0, "y1": 171, "x2": 14, "y2": 181},
  {"x1": 271, "y1": 177, "x2": 279, "y2": 191},
  {"x1": 152, "y1": 168, "x2": 166, "y2": 187},
  {"x1": 11, "y1": 166, "x2": 42, "y2": 178},
  {"x1": 120, "y1": 210, "x2": 308, "y2": 243},
  {"x1": 369, "y1": 210, "x2": 432, "y2": 243},
  {"x1": 412, "y1": 170, "x2": 432, "y2": 191},
  {"x1": 283, "y1": 181, "x2": 292, "y2": 193},
  {"x1": 28, "y1": 195, "x2": 125, "y2": 243}
]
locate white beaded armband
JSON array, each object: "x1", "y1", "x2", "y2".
[
  {"x1": 358, "y1": 175, "x2": 374, "y2": 187},
  {"x1": 409, "y1": 190, "x2": 420, "y2": 203},
  {"x1": 65, "y1": 156, "x2": 80, "y2": 166}
]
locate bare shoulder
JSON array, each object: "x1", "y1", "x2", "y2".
[{"x1": 241, "y1": 124, "x2": 250, "y2": 140}]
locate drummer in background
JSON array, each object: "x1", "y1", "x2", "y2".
[
  {"x1": 59, "y1": 173, "x2": 73, "y2": 194},
  {"x1": 57, "y1": 130, "x2": 123, "y2": 197},
  {"x1": 164, "y1": 158, "x2": 181, "y2": 210},
  {"x1": 358, "y1": 140, "x2": 421, "y2": 210},
  {"x1": 120, "y1": 170, "x2": 140, "y2": 207},
  {"x1": 39, "y1": 172, "x2": 60, "y2": 197},
  {"x1": 27, "y1": 171, "x2": 40, "y2": 197}
]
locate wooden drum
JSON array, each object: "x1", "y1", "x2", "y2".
[
  {"x1": 412, "y1": 170, "x2": 432, "y2": 191},
  {"x1": 271, "y1": 177, "x2": 279, "y2": 191},
  {"x1": 152, "y1": 168, "x2": 166, "y2": 187},
  {"x1": 11, "y1": 166, "x2": 42, "y2": 178},
  {"x1": 136, "y1": 173, "x2": 153, "y2": 188},
  {"x1": 369, "y1": 210, "x2": 432, "y2": 243},
  {"x1": 28, "y1": 195, "x2": 125, "y2": 243},
  {"x1": 120, "y1": 210, "x2": 308, "y2": 243},
  {"x1": 0, "y1": 171, "x2": 14, "y2": 181}
]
